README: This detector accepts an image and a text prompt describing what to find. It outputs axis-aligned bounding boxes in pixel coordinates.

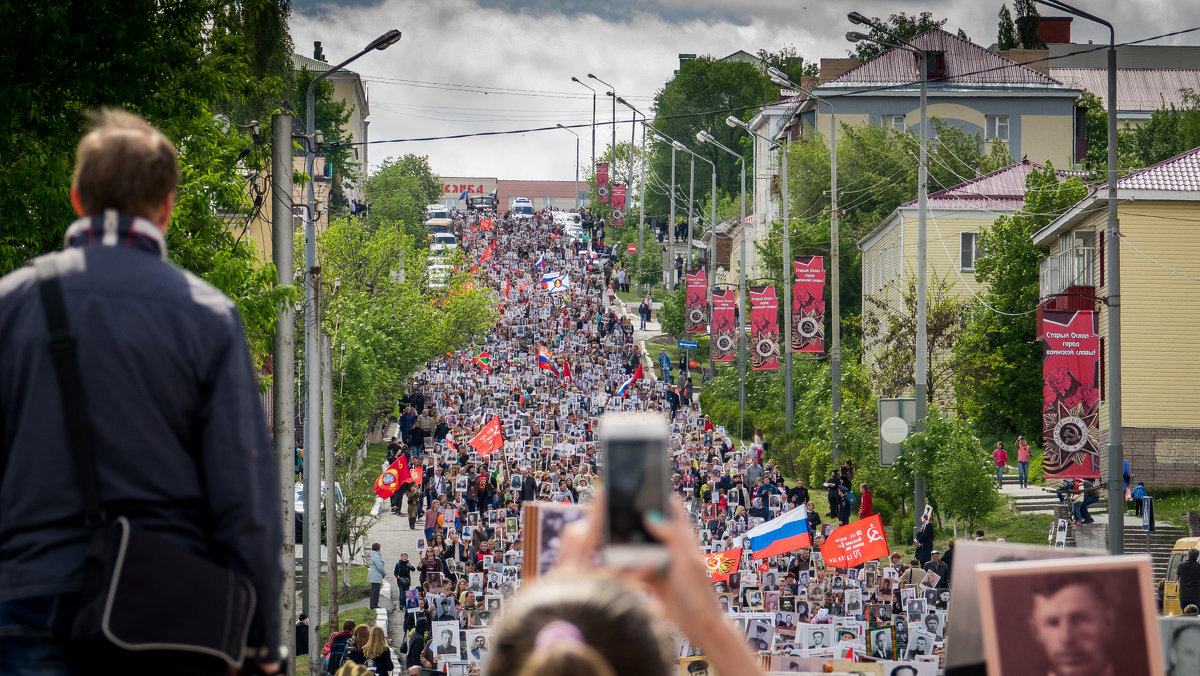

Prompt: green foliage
[1013,0,1047,50]
[755,46,820,83]
[363,155,443,241]
[293,68,356,210]
[953,163,1088,437]
[904,406,1000,532]
[634,251,663,288]
[997,4,1018,51]
[979,139,1015,175]
[584,142,642,223]
[658,284,686,339]
[850,12,949,62]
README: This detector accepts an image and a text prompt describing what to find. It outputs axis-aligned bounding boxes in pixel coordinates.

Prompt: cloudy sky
[291,0,1200,182]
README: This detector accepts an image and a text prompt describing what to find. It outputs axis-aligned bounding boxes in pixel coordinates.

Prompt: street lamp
[847,10,929,540]
[767,66,839,439]
[570,76,597,172]
[697,128,748,444]
[671,138,718,378]
[653,132,678,290]
[1035,0,1123,556]
[617,97,648,270]
[556,124,580,208]
[302,28,400,676]
[588,73,618,182]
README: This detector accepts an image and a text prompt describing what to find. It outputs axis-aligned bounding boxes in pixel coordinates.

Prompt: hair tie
[534,620,585,649]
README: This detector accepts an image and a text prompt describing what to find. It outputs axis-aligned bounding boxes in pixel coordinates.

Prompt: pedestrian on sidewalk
[394,553,413,597]
[858,483,873,519]
[1016,435,1031,488]
[992,442,1008,487]
[368,542,387,610]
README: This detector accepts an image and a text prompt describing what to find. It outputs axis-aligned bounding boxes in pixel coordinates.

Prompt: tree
[979,139,1015,175]
[1014,0,1047,49]
[863,273,968,404]
[928,118,990,191]
[363,155,443,241]
[634,251,663,288]
[850,12,949,62]
[953,163,1087,437]
[997,4,1018,51]
[293,68,356,211]
[756,46,820,84]
[904,406,1000,533]
[658,285,686,339]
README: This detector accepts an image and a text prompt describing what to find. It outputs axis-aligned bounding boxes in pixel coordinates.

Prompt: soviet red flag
[469,417,504,456]
[373,456,411,499]
[705,547,743,582]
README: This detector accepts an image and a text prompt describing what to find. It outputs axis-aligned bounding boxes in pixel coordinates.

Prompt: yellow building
[1032,147,1200,487]
[858,161,1064,401]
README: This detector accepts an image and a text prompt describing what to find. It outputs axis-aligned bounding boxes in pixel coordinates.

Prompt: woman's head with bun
[488,575,672,676]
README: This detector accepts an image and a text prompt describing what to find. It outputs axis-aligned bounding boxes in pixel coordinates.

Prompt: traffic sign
[626,243,637,255]
[677,340,698,350]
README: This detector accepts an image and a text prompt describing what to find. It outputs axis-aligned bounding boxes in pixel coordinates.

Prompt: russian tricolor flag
[535,253,546,269]
[746,505,812,560]
[537,344,559,377]
[616,363,643,398]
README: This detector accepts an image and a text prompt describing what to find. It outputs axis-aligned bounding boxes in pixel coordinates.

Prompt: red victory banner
[373,456,412,499]
[704,547,742,582]
[685,270,708,334]
[611,184,627,226]
[596,162,610,203]
[820,514,890,568]
[749,286,780,371]
[792,256,826,353]
[1041,310,1101,479]
[469,417,505,456]
[711,289,737,362]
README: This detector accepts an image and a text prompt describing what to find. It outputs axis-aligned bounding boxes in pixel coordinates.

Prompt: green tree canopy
[996,4,1018,51]
[363,155,444,241]
[1014,0,1047,49]
[849,12,949,61]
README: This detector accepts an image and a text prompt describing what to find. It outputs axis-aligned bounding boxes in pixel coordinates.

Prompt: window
[985,115,1010,142]
[960,232,981,271]
[863,258,871,296]
[885,115,907,132]
[925,51,947,80]
[1070,230,1095,286]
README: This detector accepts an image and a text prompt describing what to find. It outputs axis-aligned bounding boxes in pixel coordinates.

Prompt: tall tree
[1014,0,1047,49]
[850,12,949,61]
[363,155,444,241]
[756,46,820,84]
[997,4,1019,51]
[953,163,1087,436]
[293,68,355,210]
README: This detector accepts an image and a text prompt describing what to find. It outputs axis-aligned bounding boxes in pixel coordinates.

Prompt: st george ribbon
[1041,309,1101,479]
[711,289,737,363]
[685,270,708,334]
[749,286,780,371]
[793,256,826,353]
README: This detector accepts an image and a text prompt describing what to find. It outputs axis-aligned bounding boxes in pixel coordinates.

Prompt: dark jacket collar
[63,210,167,260]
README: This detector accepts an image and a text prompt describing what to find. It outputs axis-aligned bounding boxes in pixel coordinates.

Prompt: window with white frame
[885,114,907,132]
[960,232,982,271]
[863,258,871,295]
[985,115,1010,142]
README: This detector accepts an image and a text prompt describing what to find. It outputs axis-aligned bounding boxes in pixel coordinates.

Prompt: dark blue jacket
[0,213,282,654]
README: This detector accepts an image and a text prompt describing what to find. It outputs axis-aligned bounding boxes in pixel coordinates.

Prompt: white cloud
[289,0,1200,182]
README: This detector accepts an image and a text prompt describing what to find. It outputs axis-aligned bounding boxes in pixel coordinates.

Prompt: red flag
[469,417,504,456]
[373,456,411,499]
[480,241,496,261]
[504,279,510,299]
[819,514,890,568]
[410,465,424,487]
[757,560,769,574]
[563,358,573,383]
[704,547,742,582]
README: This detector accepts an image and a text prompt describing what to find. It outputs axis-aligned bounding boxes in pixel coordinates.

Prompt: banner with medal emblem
[610,184,626,225]
[749,286,780,371]
[705,547,742,582]
[685,270,707,334]
[596,162,610,204]
[711,289,737,362]
[792,256,826,353]
[1041,309,1101,479]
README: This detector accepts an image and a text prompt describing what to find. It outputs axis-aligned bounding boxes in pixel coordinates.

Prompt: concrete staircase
[1124,524,1187,581]
[1001,474,1109,515]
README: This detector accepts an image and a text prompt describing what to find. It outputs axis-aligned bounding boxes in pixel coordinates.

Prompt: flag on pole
[746,504,812,560]
[458,189,468,201]
[563,358,573,383]
[504,279,510,299]
[471,349,491,374]
[540,273,570,293]
[535,253,546,270]
[537,345,560,377]
[616,363,643,398]
[469,417,504,455]
[820,514,890,568]
[704,547,742,582]
[373,456,411,499]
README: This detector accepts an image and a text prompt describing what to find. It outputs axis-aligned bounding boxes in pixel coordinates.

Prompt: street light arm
[1035,0,1113,41]
[571,76,596,93]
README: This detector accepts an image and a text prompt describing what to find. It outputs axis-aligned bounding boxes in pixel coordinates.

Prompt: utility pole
[782,134,793,431]
[270,111,296,676]
[688,155,695,267]
[830,106,841,458]
[323,334,338,637]
[668,145,676,290]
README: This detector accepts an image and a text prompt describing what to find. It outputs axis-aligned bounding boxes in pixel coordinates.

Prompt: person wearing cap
[836,485,852,526]
[295,613,309,658]
[923,550,948,588]
[748,623,770,651]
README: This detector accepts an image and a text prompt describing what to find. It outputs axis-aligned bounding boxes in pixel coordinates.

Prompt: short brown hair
[73,108,179,220]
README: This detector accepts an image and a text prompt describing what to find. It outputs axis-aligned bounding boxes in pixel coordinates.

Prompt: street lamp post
[671,140,717,376]
[303,28,400,676]
[848,12,928,539]
[588,74,618,181]
[654,133,679,290]
[618,98,648,282]
[698,129,747,443]
[557,124,580,208]
[570,76,597,172]
[1035,0,1123,556]
[767,67,839,439]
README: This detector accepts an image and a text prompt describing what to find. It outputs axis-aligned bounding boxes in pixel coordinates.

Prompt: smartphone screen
[601,415,668,547]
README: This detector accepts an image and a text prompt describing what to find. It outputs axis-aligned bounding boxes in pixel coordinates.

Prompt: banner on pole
[611,184,626,225]
[820,514,890,568]
[749,285,780,371]
[1041,310,1101,479]
[711,289,737,363]
[469,417,505,456]
[685,269,708,334]
[792,256,826,353]
[596,163,610,203]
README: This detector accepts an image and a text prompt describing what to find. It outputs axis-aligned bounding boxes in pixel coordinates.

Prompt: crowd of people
[314,206,962,676]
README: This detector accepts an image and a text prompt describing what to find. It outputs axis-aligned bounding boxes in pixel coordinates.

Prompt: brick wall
[1098,427,1200,488]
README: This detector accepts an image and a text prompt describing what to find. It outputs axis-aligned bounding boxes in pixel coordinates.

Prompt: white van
[510,197,534,219]
[426,204,450,220]
[430,232,458,252]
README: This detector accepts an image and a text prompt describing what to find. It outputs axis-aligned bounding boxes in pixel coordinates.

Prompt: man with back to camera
[1176,548,1200,612]
[1027,573,1141,676]
[0,109,281,673]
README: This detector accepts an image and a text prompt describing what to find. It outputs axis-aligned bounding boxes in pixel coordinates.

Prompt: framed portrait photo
[976,554,1162,676]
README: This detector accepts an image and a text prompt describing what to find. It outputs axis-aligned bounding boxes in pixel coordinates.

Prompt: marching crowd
[314,207,955,676]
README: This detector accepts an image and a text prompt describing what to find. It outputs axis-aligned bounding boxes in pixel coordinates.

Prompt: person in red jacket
[859,483,874,519]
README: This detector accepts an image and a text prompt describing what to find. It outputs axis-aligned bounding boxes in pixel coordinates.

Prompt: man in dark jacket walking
[1178,548,1200,611]
[0,109,281,673]
[520,468,537,503]
[914,520,935,564]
